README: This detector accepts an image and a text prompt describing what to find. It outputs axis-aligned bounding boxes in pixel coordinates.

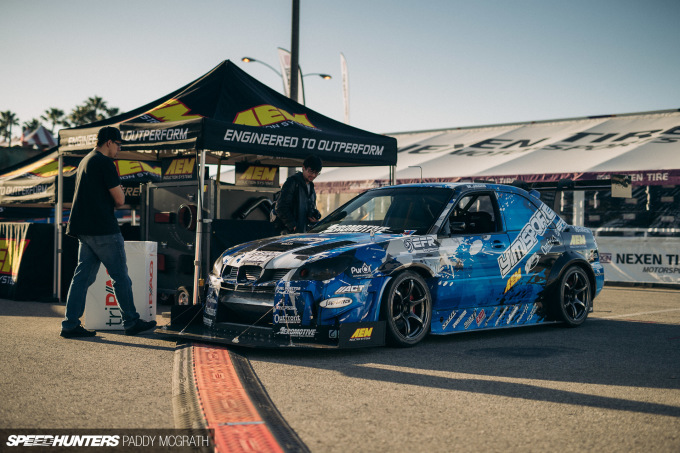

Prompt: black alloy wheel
[554,266,591,326]
[381,271,432,347]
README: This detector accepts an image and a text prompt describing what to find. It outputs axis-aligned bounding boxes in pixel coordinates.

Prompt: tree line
[0,96,119,145]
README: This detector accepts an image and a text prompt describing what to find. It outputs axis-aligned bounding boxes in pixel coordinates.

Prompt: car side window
[445,192,499,235]
[497,192,538,231]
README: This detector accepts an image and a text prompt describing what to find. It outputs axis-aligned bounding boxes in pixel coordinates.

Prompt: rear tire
[551,266,591,326]
[380,271,432,347]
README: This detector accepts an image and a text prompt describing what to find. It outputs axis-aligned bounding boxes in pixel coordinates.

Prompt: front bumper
[156,305,386,349]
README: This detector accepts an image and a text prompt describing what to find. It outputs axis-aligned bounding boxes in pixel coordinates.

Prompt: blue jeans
[62,233,140,330]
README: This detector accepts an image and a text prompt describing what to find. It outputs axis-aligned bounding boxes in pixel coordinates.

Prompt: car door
[495,190,566,304]
[434,191,510,310]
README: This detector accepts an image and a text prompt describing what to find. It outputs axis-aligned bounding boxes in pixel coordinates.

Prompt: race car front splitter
[156,305,386,349]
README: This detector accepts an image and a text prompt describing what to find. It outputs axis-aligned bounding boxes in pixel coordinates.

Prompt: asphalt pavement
[0,300,175,429]
[0,286,679,452]
[245,286,680,452]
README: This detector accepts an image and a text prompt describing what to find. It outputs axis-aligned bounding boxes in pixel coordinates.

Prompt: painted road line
[191,343,309,453]
[595,308,680,320]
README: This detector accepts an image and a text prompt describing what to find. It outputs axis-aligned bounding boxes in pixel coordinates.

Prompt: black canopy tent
[57,60,397,303]
[59,60,396,166]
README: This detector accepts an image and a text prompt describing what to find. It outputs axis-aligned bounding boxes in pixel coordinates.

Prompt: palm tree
[41,107,66,134]
[66,97,120,127]
[1,111,20,146]
[85,96,108,122]
[67,105,92,127]
[106,107,120,118]
[22,118,41,133]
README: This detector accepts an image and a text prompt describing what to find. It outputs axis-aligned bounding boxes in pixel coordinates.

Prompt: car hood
[218,232,400,271]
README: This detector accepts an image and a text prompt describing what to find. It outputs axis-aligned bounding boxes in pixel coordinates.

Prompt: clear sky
[1,0,679,136]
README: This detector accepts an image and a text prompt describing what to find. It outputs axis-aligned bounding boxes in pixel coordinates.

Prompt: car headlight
[293,255,354,281]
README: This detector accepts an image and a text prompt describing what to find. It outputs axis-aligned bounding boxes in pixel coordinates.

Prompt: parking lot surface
[0,286,678,452]
[246,287,680,452]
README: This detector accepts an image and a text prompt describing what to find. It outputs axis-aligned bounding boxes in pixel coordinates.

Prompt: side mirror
[450,221,466,234]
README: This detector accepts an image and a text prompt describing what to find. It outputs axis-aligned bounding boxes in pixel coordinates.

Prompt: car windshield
[310,187,454,235]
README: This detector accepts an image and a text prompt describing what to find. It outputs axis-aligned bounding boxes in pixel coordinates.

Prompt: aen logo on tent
[143,99,203,122]
[0,238,30,276]
[165,158,196,177]
[233,105,316,129]
[238,166,278,183]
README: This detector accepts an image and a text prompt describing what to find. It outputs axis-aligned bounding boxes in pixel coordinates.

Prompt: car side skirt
[431,302,558,335]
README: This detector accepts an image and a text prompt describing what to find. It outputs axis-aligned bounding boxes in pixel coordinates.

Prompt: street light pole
[290,0,300,103]
[240,57,285,92]
[241,57,332,91]
[303,73,332,80]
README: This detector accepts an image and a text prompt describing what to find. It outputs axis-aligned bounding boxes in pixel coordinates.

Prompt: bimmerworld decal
[233,104,315,129]
[498,203,557,278]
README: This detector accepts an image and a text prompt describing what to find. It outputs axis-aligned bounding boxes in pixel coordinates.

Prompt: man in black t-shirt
[61,126,156,338]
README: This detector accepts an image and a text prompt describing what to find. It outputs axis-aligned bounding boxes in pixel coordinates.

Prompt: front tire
[551,266,591,326]
[381,271,432,347]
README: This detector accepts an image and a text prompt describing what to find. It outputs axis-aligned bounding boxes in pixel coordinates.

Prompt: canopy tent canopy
[0,148,160,207]
[314,109,680,193]
[58,60,397,167]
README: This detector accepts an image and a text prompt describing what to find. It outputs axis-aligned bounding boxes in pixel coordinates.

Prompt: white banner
[597,236,680,285]
[340,53,350,124]
[277,47,305,104]
[84,241,157,329]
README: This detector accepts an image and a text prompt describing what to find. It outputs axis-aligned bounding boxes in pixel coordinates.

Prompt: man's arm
[277,177,298,231]
[109,185,125,208]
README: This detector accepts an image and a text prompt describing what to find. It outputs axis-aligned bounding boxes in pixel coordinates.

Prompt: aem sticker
[570,235,587,246]
[349,327,374,341]
[234,104,316,128]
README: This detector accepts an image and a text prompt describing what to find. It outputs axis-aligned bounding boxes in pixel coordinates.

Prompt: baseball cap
[97,126,125,145]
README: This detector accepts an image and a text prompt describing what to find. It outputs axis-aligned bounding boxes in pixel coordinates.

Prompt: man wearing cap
[275,155,323,235]
[60,126,156,338]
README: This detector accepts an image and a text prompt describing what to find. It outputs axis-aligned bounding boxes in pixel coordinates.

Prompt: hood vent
[258,241,310,252]
[296,240,354,256]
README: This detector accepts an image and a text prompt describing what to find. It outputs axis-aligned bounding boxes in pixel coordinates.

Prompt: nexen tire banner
[597,236,680,285]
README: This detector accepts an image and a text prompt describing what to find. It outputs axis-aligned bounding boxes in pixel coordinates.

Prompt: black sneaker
[125,319,157,336]
[60,325,97,338]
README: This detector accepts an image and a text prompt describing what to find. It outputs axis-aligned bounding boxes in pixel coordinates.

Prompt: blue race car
[160,183,604,348]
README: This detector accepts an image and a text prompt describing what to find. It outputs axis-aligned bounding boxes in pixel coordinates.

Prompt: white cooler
[84,241,157,330]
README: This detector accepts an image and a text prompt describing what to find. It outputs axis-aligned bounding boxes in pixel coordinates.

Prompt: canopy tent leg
[192,149,207,305]
[54,154,64,302]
